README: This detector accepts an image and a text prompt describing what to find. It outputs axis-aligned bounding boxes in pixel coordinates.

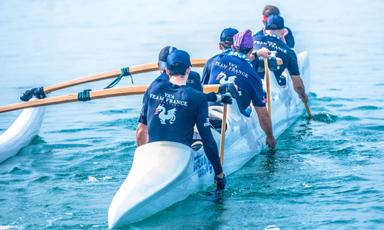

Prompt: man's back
[152,71,202,92]
[254,27,295,49]
[208,54,265,116]
[201,50,232,85]
[254,34,300,84]
[140,80,206,146]
[201,53,222,85]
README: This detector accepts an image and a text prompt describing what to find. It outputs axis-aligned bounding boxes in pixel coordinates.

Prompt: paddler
[136,46,232,147]
[253,5,295,49]
[136,49,227,190]
[207,29,276,149]
[156,46,203,91]
[202,28,271,85]
[153,46,232,102]
[201,28,238,85]
[254,15,308,103]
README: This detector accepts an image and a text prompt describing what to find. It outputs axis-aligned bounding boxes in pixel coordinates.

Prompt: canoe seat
[208,106,227,134]
[190,105,226,151]
[209,105,223,113]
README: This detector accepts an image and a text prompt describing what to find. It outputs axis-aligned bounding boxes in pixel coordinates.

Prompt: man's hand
[218,83,239,98]
[266,136,276,150]
[215,173,227,191]
[255,47,271,58]
[216,94,232,104]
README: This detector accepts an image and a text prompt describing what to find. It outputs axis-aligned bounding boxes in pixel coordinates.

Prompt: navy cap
[220,28,239,43]
[158,46,177,62]
[166,50,192,70]
[265,15,285,30]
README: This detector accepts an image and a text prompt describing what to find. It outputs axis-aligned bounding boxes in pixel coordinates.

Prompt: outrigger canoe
[0,106,45,163]
[108,51,310,228]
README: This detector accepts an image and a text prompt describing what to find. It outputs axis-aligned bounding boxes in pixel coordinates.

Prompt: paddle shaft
[0,85,220,113]
[219,104,228,166]
[43,59,207,94]
[264,58,271,115]
[304,102,312,118]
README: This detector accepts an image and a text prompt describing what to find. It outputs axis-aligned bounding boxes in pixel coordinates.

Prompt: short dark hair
[237,47,253,55]
[262,5,280,16]
[220,41,233,49]
[168,63,187,76]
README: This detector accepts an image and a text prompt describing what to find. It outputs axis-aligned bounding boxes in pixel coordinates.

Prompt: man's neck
[169,75,187,86]
[265,30,281,39]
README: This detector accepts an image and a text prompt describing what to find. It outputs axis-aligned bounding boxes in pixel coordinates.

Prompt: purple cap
[233,29,253,50]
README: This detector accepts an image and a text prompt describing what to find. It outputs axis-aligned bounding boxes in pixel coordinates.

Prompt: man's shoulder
[154,72,169,81]
[208,53,225,64]
[184,86,205,99]
[148,77,169,91]
[215,54,252,69]
[263,35,291,51]
[253,29,264,38]
[189,70,201,80]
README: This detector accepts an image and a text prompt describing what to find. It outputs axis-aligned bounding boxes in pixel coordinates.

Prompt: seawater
[0,0,383,229]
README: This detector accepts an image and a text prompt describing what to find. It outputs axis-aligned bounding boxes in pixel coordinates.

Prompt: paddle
[304,102,312,119]
[263,58,272,115]
[283,69,312,119]
[38,59,207,94]
[0,85,220,113]
[219,104,228,166]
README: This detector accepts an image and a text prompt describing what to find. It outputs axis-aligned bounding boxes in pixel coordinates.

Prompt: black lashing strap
[77,89,92,101]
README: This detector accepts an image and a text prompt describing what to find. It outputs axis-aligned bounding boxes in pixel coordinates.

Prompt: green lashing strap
[104,67,133,89]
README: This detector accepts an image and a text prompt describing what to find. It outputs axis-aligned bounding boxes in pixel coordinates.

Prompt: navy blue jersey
[138,80,222,175]
[187,71,203,92]
[254,34,300,84]
[201,49,232,85]
[151,71,202,92]
[208,53,266,116]
[254,26,295,49]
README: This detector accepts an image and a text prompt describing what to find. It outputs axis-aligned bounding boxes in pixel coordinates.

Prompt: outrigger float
[0,106,45,163]
[108,51,310,228]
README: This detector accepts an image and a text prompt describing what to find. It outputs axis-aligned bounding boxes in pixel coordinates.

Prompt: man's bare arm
[136,123,148,147]
[255,106,276,149]
[291,75,308,103]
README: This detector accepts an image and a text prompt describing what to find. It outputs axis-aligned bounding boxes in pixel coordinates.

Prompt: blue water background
[0,0,383,229]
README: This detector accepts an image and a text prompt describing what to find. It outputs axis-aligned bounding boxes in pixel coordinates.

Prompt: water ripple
[339,115,360,121]
[99,108,134,115]
[351,105,382,111]
[98,118,138,129]
[312,112,338,123]
[49,127,95,134]
[360,124,384,131]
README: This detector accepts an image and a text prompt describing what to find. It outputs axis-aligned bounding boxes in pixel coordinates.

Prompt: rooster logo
[155,105,177,124]
[217,72,236,84]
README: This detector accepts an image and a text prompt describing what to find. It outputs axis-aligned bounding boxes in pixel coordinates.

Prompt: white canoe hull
[108,51,310,228]
[0,107,45,163]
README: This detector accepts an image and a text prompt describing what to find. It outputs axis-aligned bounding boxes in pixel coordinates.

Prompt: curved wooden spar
[43,59,207,94]
[0,85,219,113]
